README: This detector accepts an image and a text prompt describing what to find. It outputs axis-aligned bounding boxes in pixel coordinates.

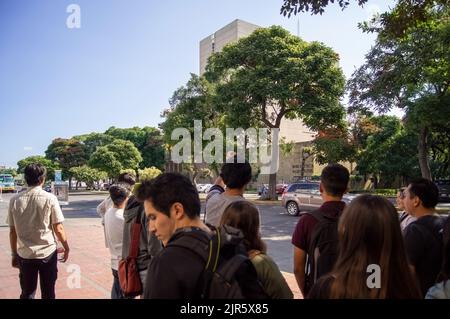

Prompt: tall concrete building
[199,19,261,75]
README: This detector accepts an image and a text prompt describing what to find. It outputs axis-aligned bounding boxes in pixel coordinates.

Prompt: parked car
[281,182,357,216]
[196,183,214,193]
[276,184,288,195]
[435,180,450,202]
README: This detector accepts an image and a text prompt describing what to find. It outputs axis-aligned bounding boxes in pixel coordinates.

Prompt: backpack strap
[128,208,142,258]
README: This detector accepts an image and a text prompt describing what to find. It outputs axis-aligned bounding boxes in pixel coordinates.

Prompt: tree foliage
[0,168,17,176]
[17,156,59,181]
[69,165,107,189]
[105,126,165,170]
[45,138,88,180]
[353,115,421,187]
[89,139,142,178]
[139,167,162,181]
[348,4,450,179]
[74,133,115,159]
[205,25,346,199]
[280,0,450,37]
[313,126,356,165]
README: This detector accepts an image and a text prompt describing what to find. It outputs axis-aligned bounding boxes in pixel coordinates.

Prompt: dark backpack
[304,210,339,295]
[167,225,268,299]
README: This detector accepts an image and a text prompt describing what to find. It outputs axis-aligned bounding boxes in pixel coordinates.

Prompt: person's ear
[319,182,324,194]
[412,196,421,208]
[171,202,185,220]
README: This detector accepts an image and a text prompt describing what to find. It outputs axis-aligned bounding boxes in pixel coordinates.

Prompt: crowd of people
[6,161,450,299]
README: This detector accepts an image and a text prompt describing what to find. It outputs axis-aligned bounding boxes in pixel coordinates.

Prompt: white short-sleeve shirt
[6,186,65,259]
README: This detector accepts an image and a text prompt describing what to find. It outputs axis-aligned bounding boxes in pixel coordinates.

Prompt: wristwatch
[11,252,18,257]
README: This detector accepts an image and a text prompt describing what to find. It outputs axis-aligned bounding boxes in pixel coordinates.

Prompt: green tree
[312,126,356,165]
[205,26,346,199]
[45,138,88,188]
[280,0,448,37]
[74,133,115,159]
[69,165,107,190]
[105,126,165,170]
[0,168,17,176]
[354,115,421,187]
[348,5,450,179]
[89,147,123,178]
[160,73,224,181]
[139,167,162,181]
[17,156,60,181]
[89,139,142,178]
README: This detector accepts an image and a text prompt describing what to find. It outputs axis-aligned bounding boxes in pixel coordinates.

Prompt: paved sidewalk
[0,218,302,299]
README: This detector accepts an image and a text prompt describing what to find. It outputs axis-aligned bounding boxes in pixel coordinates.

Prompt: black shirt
[144,228,209,299]
[404,215,445,296]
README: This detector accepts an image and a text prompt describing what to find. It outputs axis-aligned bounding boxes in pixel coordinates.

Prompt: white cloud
[23,146,33,151]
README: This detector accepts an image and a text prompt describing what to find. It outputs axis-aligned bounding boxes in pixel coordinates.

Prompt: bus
[0,174,16,192]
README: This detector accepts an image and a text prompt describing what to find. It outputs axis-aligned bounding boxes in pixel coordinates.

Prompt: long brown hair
[220,201,267,253]
[329,194,421,299]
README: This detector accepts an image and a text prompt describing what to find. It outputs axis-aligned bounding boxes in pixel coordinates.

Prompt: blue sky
[0,0,395,168]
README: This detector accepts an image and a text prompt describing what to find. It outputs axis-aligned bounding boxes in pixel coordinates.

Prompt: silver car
[281,182,356,216]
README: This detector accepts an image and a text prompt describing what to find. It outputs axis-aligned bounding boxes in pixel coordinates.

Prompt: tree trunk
[268,173,277,200]
[300,158,305,179]
[69,177,72,190]
[418,127,432,180]
[135,169,140,183]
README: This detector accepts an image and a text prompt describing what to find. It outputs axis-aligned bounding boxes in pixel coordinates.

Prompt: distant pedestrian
[220,201,293,299]
[397,187,417,233]
[104,185,130,299]
[97,173,135,219]
[97,173,135,247]
[403,178,445,296]
[205,156,252,226]
[308,195,422,299]
[7,163,69,299]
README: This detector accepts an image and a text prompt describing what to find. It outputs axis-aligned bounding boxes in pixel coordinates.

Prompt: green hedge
[349,189,398,196]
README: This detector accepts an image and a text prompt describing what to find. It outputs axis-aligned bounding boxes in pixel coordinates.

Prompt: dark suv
[435,180,450,202]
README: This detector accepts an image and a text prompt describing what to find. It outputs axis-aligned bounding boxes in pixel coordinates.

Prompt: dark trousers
[18,251,58,299]
[111,269,124,299]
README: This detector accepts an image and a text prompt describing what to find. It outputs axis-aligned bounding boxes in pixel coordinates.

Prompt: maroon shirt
[291,201,346,251]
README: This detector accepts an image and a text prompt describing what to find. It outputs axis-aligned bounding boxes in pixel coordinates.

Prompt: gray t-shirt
[205,190,244,226]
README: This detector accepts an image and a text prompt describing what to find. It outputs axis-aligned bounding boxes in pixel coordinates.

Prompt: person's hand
[57,246,70,263]
[11,255,19,269]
